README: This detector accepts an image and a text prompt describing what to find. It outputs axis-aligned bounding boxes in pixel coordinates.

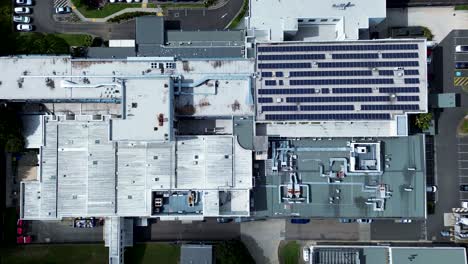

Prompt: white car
[456,45,468,53]
[13,16,31,23]
[16,24,33,31]
[395,219,412,224]
[16,0,33,5]
[302,247,310,262]
[14,7,31,14]
[125,0,132,3]
[426,185,438,193]
[55,6,72,14]
[109,0,115,2]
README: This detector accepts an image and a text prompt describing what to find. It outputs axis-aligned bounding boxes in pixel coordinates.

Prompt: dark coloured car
[216,218,233,223]
[290,218,310,224]
[455,62,468,69]
[460,185,468,191]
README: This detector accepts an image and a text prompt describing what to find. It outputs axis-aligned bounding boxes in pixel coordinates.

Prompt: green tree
[415,112,433,131]
[215,240,255,264]
[0,105,24,153]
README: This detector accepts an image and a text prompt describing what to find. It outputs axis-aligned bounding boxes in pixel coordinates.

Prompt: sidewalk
[72,7,160,22]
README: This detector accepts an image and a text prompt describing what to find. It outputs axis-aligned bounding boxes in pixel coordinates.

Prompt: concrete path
[378,7,468,42]
[240,219,285,264]
[72,7,160,22]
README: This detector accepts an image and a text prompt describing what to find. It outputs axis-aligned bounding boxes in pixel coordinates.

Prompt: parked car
[462,201,468,209]
[460,185,468,192]
[456,45,468,53]
[15,0,33,5]
[440,231,451,237]
[339,218,356,223]
[216,218,233,223]
[13,16,30,23]
[357,218,373,224]
[126,0,132,3]
[303,247,310,262]
[16,24,32,31]
[14,7,31,14]
[426,185,438,193]
[395,219,412,223]
[55,6,71,14]
[455,62,468,69]
[290,218,310,224]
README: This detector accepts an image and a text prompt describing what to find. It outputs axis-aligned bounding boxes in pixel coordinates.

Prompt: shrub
[108,12,154,23]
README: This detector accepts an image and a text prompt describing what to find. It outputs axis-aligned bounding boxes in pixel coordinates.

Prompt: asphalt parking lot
[30,219,103,243]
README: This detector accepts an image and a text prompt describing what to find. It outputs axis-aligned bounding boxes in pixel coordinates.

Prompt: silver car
[13,16,31,23]
[16,0,33,5]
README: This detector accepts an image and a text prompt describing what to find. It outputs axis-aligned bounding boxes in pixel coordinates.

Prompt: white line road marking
[220,13,228,19]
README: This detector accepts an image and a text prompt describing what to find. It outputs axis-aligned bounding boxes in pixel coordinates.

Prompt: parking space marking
[54,0,69,8]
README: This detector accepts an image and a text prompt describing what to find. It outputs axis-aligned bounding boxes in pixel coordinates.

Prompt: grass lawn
[455,5,468,10]
[74,2,141,18]
[0,244,108,264]
[228,0,248,29]
[54,34,93,46]
[461,118,468,134]
[279,241,300,264]
[124,243,180,264]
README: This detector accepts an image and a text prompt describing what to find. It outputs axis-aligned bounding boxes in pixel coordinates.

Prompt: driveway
[32,0,243,39]
[241,219,285,264]
[30,220,104,243]
[426,30,468,241]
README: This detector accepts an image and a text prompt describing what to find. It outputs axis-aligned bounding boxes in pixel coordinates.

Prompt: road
[166,0,243,30]
[426,30,468,241]
[136,219,241,241]
[32,0,243,39]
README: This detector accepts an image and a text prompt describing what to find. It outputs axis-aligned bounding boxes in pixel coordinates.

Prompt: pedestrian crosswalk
[54,0,69,8]
[454,77,468,87]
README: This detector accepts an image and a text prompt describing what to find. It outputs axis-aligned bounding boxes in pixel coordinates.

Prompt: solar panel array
[255,42,425,122]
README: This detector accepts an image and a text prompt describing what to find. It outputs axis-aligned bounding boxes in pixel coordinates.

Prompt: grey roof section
[253,135,426,218]
[180,245,213,264]
[137,45,244,59]
[311,246,467,264]
[136,16,164,45]
[87,47,136,59]
[391,247,467,264]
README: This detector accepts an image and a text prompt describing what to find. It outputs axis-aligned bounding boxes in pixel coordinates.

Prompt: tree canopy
[0,105,25,153]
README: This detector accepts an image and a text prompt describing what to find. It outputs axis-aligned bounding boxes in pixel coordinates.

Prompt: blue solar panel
[258,97,273,103]
[300,105,354,111]
[289,70,372,77]
[378,70,394,76]
[265,80,277,86]
[258,88,316,94]
[379,87,419,93]
[279,80,284,85]
[264,113,392,120]
[317,61,419,68]
[381,53,419,59]
[321,88,330,94]
[258,63,311,69]
[258,54,325,60]
[332,53,379,59]
[276,72,284,77]
[332,88,373,93]
[286,96,391,103]
[361,104,419,110]
[258,44,418,53]
[290,79,394,85]
[397,96,419,101]
[261,72,273,77]
[404,70,419,75]
[404,78,420,84]
[262,105,297,111]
